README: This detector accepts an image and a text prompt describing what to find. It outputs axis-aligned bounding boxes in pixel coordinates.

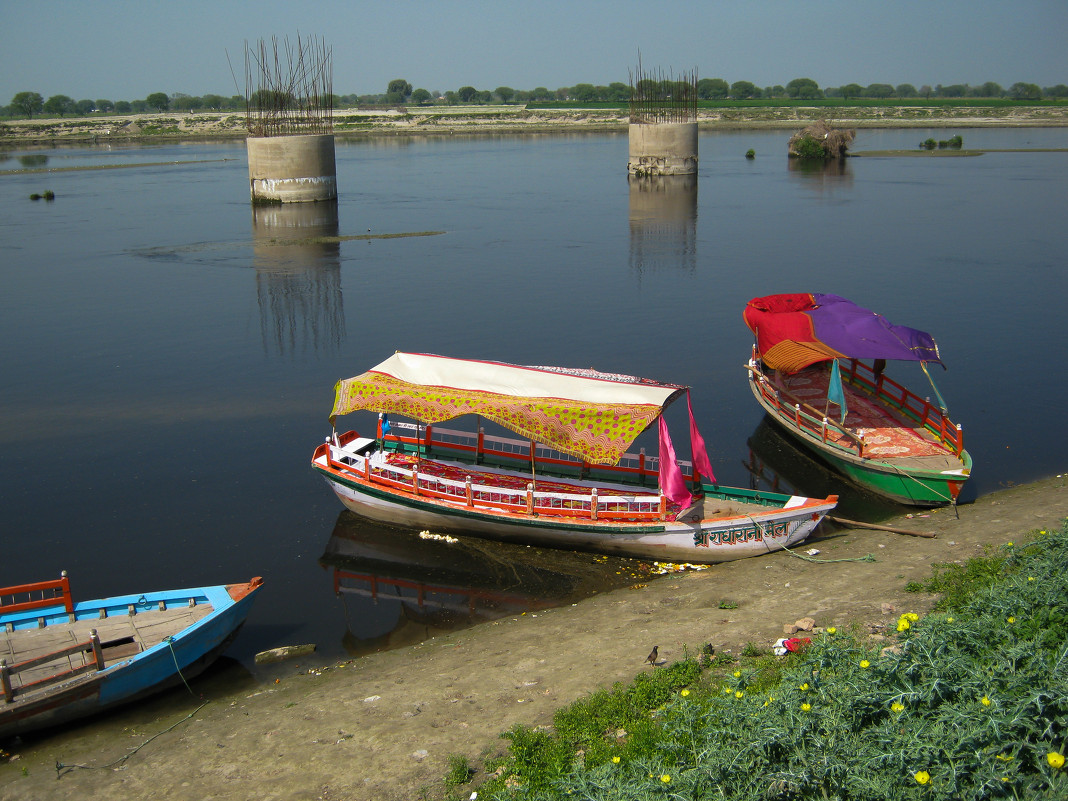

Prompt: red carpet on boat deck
[782,371,950,458]
[383,453,684,516]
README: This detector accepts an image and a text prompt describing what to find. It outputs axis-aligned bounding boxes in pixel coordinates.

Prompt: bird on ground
[645,645,659,665]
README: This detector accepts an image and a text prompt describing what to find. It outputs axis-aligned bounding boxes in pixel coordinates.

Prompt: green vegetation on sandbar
[452,522,1068,800]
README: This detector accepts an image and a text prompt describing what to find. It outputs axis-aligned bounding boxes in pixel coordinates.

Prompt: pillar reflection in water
[251,202,345,356]
[628,174,698,274]
[787,157,855,192]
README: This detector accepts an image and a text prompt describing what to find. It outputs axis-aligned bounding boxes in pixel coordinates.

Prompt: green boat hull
[791,429,970,506]
[747,365,971,506]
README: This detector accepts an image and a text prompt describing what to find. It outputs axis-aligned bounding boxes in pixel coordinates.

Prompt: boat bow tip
[226,576,264,602]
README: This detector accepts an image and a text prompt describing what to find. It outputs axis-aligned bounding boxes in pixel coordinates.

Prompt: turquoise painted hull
[0,579,261,738]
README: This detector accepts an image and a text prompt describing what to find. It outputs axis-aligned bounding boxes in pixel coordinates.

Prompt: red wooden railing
[0,573,74,616]
[747,358,965,459]
[316,433,669,523]
[1,629,105,703]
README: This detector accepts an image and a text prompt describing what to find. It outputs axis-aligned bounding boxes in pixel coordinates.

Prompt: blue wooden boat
[0,573,262,738]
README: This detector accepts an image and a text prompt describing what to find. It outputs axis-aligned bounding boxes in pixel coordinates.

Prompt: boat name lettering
[693,520,791,548]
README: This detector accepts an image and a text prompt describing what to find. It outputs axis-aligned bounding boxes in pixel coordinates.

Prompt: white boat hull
[316,457,835,564]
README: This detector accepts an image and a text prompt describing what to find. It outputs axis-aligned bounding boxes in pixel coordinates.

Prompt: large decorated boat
[744,293,972,506]
[311,352,836,563]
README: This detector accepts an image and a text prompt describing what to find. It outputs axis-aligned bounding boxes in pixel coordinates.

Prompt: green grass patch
[467,522,1068,800]
[139,125,182,135]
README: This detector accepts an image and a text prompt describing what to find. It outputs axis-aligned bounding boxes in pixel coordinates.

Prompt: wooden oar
[827,515,936,538]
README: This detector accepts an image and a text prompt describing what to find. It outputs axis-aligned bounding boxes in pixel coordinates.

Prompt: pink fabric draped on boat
[658,416,693,509]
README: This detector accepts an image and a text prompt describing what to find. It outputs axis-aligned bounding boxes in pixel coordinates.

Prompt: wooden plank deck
[1,604,213,690]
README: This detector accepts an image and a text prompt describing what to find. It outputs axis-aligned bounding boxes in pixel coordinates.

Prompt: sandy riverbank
[3,104,1067,147]
[2,474,1066,800]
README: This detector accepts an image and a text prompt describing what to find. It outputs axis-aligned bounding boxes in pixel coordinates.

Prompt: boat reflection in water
[318,512,654,658]
[745,418,901,522]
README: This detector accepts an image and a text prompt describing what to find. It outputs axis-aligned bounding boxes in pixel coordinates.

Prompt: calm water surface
[2,127,1066,675]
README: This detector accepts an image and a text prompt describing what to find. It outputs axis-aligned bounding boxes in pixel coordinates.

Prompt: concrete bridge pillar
[627,122,698,177]
[247,133,337,203]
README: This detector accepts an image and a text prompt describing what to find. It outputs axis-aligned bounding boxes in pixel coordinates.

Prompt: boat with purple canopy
[311,352,837,564]
[744,293,972,506]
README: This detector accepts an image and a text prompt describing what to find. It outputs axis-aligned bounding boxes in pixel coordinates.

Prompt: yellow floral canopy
[330,352,686,465]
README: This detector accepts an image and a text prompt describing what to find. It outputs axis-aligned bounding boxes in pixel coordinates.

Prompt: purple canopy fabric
[744,293,943,374]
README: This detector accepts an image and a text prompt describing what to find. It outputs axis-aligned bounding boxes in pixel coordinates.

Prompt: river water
[1,127,1066,672]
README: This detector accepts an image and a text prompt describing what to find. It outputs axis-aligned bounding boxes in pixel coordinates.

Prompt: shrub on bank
[460,522,1068,800]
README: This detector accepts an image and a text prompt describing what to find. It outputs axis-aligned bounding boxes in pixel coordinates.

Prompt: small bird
[645,645,659,666]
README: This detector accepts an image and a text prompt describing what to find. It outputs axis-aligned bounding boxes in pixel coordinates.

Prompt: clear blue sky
[3,0,1065,103]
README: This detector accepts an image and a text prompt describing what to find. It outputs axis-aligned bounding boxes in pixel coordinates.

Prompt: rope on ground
[55,702,210,777]
[55,636,205,777]
[779,540,877,564]
[745,514,877,564]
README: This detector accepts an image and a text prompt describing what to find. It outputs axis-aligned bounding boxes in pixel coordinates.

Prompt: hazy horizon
[3,0,1065,105]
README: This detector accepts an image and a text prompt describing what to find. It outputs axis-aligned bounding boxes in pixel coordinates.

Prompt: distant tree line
[4,90,248,118]
[5,78,1067,119]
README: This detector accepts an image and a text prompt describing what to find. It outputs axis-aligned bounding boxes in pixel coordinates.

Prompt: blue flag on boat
[380,414,391,435]
[827,359,847,425]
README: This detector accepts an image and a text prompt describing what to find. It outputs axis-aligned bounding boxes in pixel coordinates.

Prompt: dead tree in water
[788,120,856,160]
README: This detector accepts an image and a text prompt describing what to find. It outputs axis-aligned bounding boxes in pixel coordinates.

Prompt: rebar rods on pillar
[244,35,333,137]
[629,58,697,125]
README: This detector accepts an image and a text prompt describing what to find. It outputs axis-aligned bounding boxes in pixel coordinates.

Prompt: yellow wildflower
[680,689,690,697]
[801,703,811,712]
[1028,576,1035,581]
[914,770,930,785]
[660,774,671,783]
[1048,752,1065,769]
[860,660,870,669]
[800,682,809,691]
[827,626,837,634]
[735,691,744,699]
[981,696,991,707]
[897,618,911,632]
[947,617,955,623]
[733,671,741,678]
[891,702,905,713]
[1007,616,1015,623]
[612,756,621,764]
[905,612,919,621]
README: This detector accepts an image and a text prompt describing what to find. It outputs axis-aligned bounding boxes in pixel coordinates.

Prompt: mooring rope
[885,461,960,519]
[55,636,205,776]
[55,702,209,776]
[745,514,877,564]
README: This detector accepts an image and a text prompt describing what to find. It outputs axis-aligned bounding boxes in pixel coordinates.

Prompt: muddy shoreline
[3,104,1067,148]
[2,475,1066,800]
